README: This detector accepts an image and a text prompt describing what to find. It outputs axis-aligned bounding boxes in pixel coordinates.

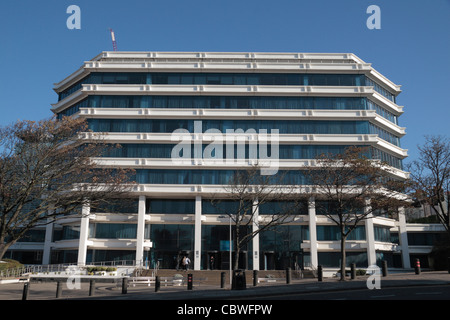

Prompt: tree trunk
[233,223,240,271]
[340,235,347,281]
[0,243,11,261]
[234,247,240,271]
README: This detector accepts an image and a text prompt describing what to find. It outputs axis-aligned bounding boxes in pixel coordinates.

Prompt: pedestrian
[181,256,186,271]
[210,255,215,270]
[185,256,190,271]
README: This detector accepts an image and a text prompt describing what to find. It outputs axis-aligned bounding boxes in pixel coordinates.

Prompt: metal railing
[304,262,318,277]
[0,265,35,279]
[0,260,141,279]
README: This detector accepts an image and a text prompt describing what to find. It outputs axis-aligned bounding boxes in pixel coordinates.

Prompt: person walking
[181,256,186,271]
[210,255,215,270]
[185,256,190,271]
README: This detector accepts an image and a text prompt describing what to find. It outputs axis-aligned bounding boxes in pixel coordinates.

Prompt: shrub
[85,266,117,273]
[356,269,366,276]
[0,259,23,271]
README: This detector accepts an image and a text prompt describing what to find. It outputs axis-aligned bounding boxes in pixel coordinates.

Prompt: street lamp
[219,215,232,287]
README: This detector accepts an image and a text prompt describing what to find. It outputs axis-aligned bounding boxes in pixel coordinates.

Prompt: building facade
[7,51,433,270]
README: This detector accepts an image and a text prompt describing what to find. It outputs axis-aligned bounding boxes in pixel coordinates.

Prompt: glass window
[151,224,194,251]
[407,232,444,246]
[15,229,46,242]
[147,199,195,214]
[317,225,366,241]
[318,251,368,267]
[259,200,308,215]
[259,225,309,252]
[92,223,137,239]
[202,200,245,215]
[374,226,391,242]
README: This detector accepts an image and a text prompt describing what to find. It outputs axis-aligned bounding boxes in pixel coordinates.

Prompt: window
[147,199,195,214]
[202,200,244,215]
[374,226,392,242]
[259,200,308,215]
[91,223,137,239]
[317,225,366,241]
[91,199,138,214]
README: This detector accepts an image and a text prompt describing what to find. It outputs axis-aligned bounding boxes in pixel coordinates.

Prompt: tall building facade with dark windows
[7,52,430,270]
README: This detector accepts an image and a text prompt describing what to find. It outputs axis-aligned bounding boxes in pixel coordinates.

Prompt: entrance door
[207,251,219,270]
[263,251,275,270]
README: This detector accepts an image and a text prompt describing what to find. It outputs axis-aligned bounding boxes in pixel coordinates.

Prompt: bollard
[122,277,128,294]
[286,267,291,284]
[253,270,258,287]
[382,260,388,277]
[415,259,421,275]
[56,281,62,298]
[187,274,193,290]
[350,263,356,280]
[155,276,160,292]
[89,280,95,296]
[22,282,30,301]
[317,265,323,282]
[220,272,226,288]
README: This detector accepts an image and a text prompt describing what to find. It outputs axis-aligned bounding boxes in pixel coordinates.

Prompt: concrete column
[398,207,411,268]
[135,196,146,267]
[194,195,202,270]
[42,217,54,265]
[77,202,90,266]
[252,198,260,270]
[308,197,318,269]
[364,200,377,266]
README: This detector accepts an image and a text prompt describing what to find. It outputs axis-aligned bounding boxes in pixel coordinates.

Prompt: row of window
[134,169,307,185]
[87,119,401,146]
[59,72,391,101]
[101,144,403,169]
[57,95,399,125]
[21,223,444,246]
[88,118,366,134]
[369,123,400,146]
[365,77,396,102]
[46,249,387,268]
[49,222,395,243]
[131,168,404,185]
[89,199,387,216]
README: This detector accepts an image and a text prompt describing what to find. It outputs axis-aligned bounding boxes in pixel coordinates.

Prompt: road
[251,283,450,300]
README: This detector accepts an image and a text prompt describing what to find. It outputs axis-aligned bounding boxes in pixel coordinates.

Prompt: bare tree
[407,135,450,233]
[305,146,409,281]
[0,116,134,260]
[209,166,302,273]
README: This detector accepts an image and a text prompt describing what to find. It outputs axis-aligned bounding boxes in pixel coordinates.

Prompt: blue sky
[0,0,449,163]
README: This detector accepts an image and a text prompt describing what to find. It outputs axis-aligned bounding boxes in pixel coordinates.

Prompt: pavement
[1,270,450,301]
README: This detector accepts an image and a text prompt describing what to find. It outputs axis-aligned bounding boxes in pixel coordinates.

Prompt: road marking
[416,292,442,295]
[370,294,396,299]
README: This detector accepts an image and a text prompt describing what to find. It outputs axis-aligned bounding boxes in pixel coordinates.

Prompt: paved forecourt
[1,271,450,300]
